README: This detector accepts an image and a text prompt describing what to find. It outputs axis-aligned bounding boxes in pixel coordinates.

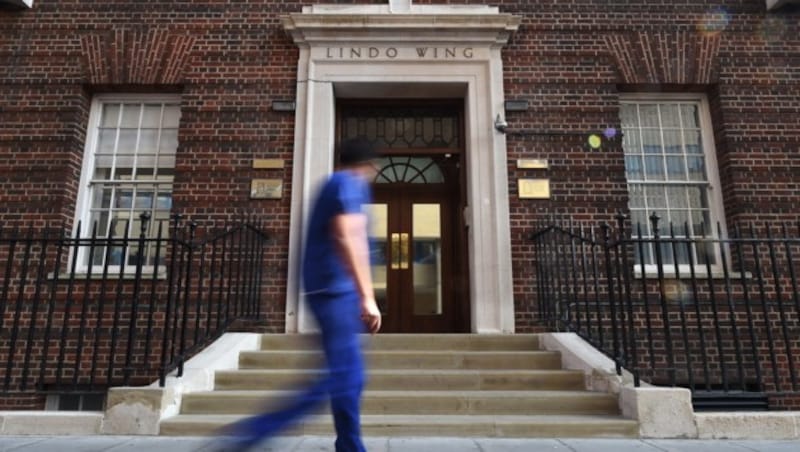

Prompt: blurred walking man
[217,138,382,451]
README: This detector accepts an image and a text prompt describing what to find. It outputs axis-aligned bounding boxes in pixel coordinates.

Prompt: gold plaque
[253,159,285,169]
[250,179,283,199]
[517,159,549,169]
[518,179,550,199]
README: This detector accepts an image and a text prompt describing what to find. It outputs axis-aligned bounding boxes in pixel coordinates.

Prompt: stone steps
[238,350,563,370]
[180,390,620,416]
[260,334,541,351]
[159,333,638,438]
[159,414,639,438]
[214,368,587,391]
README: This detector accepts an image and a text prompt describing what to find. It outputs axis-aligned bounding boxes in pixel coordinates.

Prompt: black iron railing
[531,214,800,409]
[0,213,269,395]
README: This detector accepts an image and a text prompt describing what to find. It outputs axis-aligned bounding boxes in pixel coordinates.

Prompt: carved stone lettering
[323,46,475,60]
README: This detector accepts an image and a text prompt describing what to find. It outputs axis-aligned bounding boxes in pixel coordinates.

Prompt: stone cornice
[282,9,521,46]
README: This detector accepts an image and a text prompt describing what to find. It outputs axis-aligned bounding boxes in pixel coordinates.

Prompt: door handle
[391,233,400,270]
[400,233,409,270]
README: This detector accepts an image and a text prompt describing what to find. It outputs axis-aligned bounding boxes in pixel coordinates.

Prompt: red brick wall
[1,0,799,408]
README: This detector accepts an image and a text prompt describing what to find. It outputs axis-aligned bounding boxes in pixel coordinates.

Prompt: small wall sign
[518,178,550,199]
[253,159,285,169]
[250,179,283,199]
[517,159,549,170]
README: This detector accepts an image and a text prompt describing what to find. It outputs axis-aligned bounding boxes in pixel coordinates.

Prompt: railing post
[616,212,640,386]
[38,223,66,391]
[123,212,150,386]
[601,222,622,375]
[177,221,197,378]
[159,213,182,386]
[650,213,676,387]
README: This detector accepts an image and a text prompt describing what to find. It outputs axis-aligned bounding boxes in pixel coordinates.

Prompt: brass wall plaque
[518,178,550,199]
[253,159,285,169]
[250,179,283,199]
[517,159,549,169]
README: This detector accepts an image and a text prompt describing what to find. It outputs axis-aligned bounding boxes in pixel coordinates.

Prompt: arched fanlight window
[373,156,445,184]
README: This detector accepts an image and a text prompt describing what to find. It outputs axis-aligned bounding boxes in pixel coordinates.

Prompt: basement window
[767,0,800,10]
[46,393,105,412]
[0,0,33,9]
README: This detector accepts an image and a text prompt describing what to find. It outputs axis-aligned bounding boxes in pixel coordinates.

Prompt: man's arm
[331,212,381,334]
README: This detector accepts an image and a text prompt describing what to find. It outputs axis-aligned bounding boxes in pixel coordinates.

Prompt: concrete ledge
[0,412,102,435]
[696,412,800,440]
[102,332,261,435]
[621,386,698,438]
[539,333,638,394]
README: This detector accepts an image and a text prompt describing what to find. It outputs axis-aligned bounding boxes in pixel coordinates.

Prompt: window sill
[47,271,168,281]
[633,270,752,280]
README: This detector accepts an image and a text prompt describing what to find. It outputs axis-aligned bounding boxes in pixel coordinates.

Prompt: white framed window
[620,94,726,273]
[74,94,181,273]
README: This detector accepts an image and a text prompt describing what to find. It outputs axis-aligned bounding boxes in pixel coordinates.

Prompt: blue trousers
[228,291,367,452]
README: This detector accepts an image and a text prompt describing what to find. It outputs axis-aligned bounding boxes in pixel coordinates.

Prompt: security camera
[494,114,508,133]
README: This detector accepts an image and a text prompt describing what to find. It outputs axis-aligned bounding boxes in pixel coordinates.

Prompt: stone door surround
[282,4,520,333]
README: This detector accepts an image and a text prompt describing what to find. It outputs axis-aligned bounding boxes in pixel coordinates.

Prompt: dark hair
[338,138,379,166]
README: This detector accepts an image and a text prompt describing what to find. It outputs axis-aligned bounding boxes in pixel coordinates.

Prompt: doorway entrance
[338,101,469,333]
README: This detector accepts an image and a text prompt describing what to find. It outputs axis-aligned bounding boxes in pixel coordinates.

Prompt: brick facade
[1,1,799,409]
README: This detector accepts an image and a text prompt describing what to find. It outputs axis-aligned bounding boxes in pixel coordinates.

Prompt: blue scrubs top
[302,170,372,296]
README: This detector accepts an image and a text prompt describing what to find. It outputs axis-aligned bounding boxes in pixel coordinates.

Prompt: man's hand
[361,297,382,335]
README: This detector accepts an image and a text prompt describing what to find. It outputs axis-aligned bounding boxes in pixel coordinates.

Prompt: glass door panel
[365,203,389,315]
[412,203,442,316]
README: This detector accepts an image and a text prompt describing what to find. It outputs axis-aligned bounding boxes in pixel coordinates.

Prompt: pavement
[0,437,799,452]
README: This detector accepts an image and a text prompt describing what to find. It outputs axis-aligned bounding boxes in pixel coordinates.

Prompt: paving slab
[474,438,569,451]
[644,440,759,452]
[389,437,481,452]
[560,439,663,452]
[1,436,799,452]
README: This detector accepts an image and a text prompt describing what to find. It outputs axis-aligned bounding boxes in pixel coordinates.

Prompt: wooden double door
[365,154,467,333]
[338,101,469,333]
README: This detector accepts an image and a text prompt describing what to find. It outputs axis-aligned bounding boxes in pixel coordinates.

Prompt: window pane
[644,156,665,180]
[666,186,688,209]
[680,104,699,128]
[94,157,113,179]
[686,186,708,209]
[645,185,668,208]
[156,157,176,177]
[115,189,133,209]
[91,187,113,210]
[641,129,662,154]
[663,130,682,154]
[135,189,154,209]
[671,210,690,233]
[159,129,178,154]
[625,155,644,180]
[117,130,138,154]
[120,104,141,128]
[163,105,181,128]
[660,104,681,127]
[138,129,159,153]
[631,210,649,234]
[628,184,645,208]
[620,104,639,129]
[156,192,172,210]
[113,166,133,181]
[639,105,659,127]
[88,210,110,237]
[622,125,642,154]
[684,130,702,154]
[687,156,706,181]
[97,129,117,154]
[141,104,163,128]
[666,156,686,180]
[101,104,121,127]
